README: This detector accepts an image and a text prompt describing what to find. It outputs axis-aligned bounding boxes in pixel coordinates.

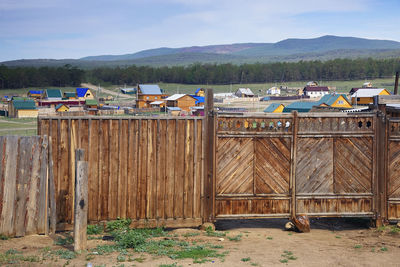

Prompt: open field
[0,219,399,266]
[0,118,37,136]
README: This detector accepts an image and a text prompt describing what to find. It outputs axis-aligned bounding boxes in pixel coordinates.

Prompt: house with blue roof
[136,84,168,108]
[76,88,94,100]
[27,90,43,99]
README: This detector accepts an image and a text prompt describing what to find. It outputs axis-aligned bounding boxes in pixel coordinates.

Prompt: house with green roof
[264,103,285,113]
[283,101,317,113]
[85,99,98,108]
[8,99,38,118]
[64,92,77,99]
[42,89,63,100]
[316,94,352,109]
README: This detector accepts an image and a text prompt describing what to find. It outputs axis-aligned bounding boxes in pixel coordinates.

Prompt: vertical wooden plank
[128,119,139,220]
[151,119,157,219]
[138,119,148,219]
[290,111,298,218]
[64,119,73,223]
[47,136,56,234]
[194,119,203,218]
[116,119,122,218]
[203,89,215,222]
[87,119,94,221]
[100,119,109,220]
[174,119,185,218]
[74,149,88,252]
[109,119,119,220]
[120,119,128,218]
[0,137,18,236]
[27,137,42,235]
[14,137,30,236]
[184,120,194,218]
[165,119,176,219]
[156,119,166,220]
[145,119,155,219]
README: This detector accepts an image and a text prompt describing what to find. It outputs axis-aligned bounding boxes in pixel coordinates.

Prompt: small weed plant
[241,257,251,262]
[205,226,226,237]
[228,234,242,242]
[280,250,297,263]
[87,224,104,235]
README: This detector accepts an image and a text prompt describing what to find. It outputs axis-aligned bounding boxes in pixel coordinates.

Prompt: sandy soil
[0,218,399,267]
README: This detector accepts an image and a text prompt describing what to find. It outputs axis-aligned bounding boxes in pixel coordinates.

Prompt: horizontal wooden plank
[378,95,400,104]
[296,197,373,214]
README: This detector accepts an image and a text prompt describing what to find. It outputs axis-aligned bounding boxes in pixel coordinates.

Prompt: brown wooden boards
[388,119,400,220]
[0,136,53,237]
[38,117,205,227]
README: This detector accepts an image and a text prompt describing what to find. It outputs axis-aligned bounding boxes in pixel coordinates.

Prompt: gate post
[290,111,299,219]
[374,96,388,226]
[203,89,215,223]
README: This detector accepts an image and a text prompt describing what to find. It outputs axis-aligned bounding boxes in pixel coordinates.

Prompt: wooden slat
[88,119,99,221]
[138,119,147,219]
[165,119,176,219]
[120,119,128,218]
[156,119,167,219]
[388,141,400,198]
[174,120,185,218]
[0,137,18,236]
[100,119,109,220]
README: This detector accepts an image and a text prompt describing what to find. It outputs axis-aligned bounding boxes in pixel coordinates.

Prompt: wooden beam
[203,88,215,223]
[290,111,299,219]
[73,149,88,252]
[378,95,400,105]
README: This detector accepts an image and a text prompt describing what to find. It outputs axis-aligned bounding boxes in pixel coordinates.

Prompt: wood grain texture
[296,138,334,194]
[388,141,400,198]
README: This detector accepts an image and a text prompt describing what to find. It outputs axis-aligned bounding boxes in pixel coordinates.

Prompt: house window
[146,96,149,100]
[337,100,344,105]
[155,96,157,99]
[357,98,360,101]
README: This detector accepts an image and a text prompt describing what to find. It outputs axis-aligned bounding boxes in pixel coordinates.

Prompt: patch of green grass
[389,226,400,234]
[159,263,180,267]
[241,257,251,262]
[106,218,132,232]
[354,244,362,249]
[117,254,126,262]
[0,249,40,264]
[134,255,146,263]
[0,234,9,240]
[55,235,74,246]
[182,232,200,237]
[52,249,76,260]
[87,224,104,235]
[251,263,259,266]
[209,244,223,249]
[380,247,388,252]
[335,236,341,239]
[91,244,126,255]
[280,250,297,262]
[266,236,273,240]
[205,226,226,237]
[228,234,242,242]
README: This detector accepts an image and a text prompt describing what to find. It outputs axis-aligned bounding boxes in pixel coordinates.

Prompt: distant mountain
[3,35,400,67]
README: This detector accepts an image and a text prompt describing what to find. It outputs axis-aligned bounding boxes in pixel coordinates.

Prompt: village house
[349,82,379,95]
[42,89,63,100]
[55,103,70,112]
[351,88,390,105]
[8,99,38,118]
[63,92,77,99]
[27,90,43,99]
[235,88,255,97]
[267,87,281,95]
[85,99,98,109]
[195,88,205,97]
[165,94,197,112]
[317,94,352,109]
[76,88,94,100]
[136,84,168,108]
[264,103,285,113]
[303,85,329,98]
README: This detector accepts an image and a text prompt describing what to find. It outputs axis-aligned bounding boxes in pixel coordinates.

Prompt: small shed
[167,107,181,116]
[85,99,98,109]
[267,87,281,95]
[76,88,95,100]
[43,89,63,100]
[55,103,70,112]
[235,88,255,97]
[8,99,38,118]
[165,94,197,112]
[264,103,285,113]
[351,88,390,105]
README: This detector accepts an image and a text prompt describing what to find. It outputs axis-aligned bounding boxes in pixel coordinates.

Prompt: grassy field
[0,118,37,136]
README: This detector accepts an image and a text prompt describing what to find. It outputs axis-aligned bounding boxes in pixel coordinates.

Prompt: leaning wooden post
[203,88,215,223]
[74,149,88,252]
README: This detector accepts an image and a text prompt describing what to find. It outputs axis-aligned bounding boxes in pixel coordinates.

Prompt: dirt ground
[1,218,399,267]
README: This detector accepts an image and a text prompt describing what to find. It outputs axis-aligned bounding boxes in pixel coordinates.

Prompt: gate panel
[296,138,333,194]
[388,119,400,220]
[216,137,254,195]
[255,137,290,194]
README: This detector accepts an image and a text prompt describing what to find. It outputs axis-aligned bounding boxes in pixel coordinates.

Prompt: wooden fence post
[290,111,299,219]
[74,149,88,251]
[47,136,56,235]
[203,89,215,223]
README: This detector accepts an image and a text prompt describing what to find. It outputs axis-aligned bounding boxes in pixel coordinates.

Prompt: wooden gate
[387,118,400,221]
[215,113,376,219]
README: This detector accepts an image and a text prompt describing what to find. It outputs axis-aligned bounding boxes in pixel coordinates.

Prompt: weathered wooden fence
[0,136,56,236]
[38,117,204,227]
[387,118,400,221]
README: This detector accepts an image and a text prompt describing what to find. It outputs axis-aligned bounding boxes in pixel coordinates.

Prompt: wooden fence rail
[38,117,205,228]
[0,135,55,237]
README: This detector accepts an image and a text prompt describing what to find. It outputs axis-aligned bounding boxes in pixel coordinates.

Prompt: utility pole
[394,71,399,95]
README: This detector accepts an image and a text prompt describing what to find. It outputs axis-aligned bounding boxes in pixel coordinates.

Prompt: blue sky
[1,0,400,61]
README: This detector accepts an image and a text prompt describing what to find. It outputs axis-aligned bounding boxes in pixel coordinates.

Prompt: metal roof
[76,88,89,97]
[28,90,43,95]
[64,92,76,98]
[317,94,350,106]
[85,99,98,105]
[165,94,186,101]
[138,84,162,95]
[12,100,37,110]
[283,101,316,113]
[304,86,329,92]
[167,107,181,111]
[236,88,254,95]
[351,88,388,98]
[190,95,205,104]
[45,89,63,98]
[150,101,164,105]
[55,103,69,110]
[264,103,283,113]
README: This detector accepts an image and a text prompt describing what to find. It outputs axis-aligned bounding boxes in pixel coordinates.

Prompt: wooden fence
[38,117,204,227]
[0,136,55,236]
